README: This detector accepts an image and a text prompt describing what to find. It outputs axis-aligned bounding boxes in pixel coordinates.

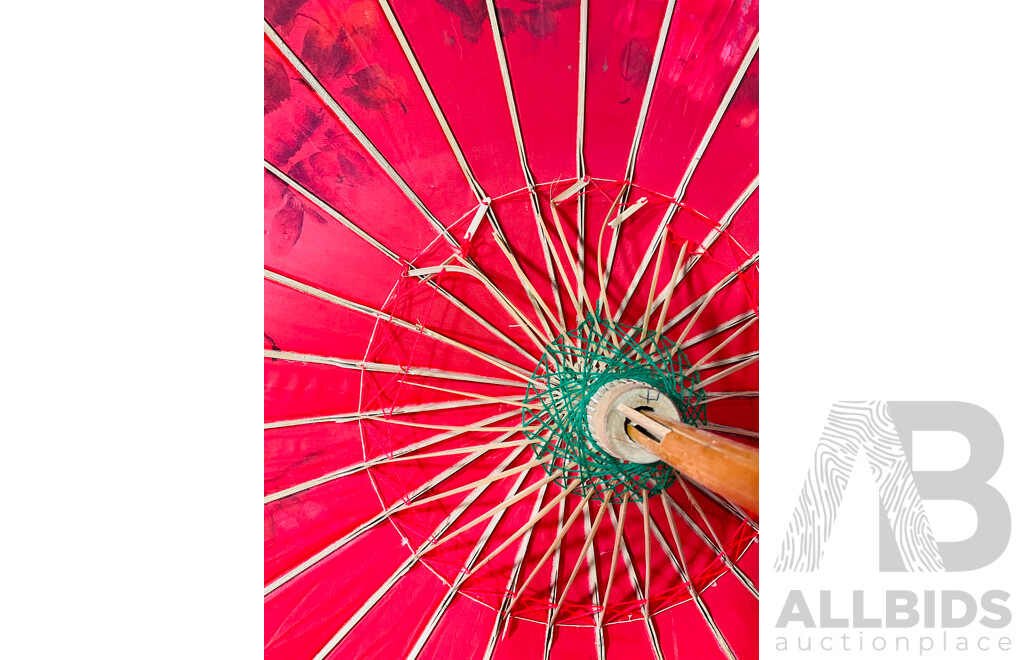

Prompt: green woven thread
[522,314,707,503]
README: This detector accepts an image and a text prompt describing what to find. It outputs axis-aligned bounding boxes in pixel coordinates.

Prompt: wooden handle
[620,406,759,520]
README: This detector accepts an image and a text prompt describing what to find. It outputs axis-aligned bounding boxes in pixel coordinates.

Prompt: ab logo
[775,401,1010,572]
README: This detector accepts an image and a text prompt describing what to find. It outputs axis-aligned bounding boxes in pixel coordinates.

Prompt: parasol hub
[585,379,681,464]
[522,314,707,503]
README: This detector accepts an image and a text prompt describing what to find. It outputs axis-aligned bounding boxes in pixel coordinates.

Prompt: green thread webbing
[522,313,707,503]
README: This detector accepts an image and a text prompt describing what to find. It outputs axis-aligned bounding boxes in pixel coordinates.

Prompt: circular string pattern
[522,313,708,503]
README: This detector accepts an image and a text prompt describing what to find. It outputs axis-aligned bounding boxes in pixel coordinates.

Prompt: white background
[761,1,1024,657]
[0,1,1021,658]
[0,2,262,657]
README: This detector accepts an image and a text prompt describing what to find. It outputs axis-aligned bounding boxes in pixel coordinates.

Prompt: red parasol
[265,1,758,658]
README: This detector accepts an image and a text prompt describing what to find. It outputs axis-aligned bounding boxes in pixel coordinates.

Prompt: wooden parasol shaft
[618,405,759,520]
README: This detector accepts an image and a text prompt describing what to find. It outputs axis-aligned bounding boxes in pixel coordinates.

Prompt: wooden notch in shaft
[617,404,758,519]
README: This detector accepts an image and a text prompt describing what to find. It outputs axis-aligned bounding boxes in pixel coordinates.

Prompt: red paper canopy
[265,1,758,658]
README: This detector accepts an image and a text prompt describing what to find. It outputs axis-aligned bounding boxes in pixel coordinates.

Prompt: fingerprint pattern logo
[774,401,944,572]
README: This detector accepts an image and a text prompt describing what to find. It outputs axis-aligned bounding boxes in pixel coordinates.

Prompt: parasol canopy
[265,1,759,658]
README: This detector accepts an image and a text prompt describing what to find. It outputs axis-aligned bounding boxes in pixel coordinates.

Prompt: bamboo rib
[264,269,536,383]
[601,0,679,301]
[641,230,669,336]
[702,422,759,439]
[268,442,528,596]
[483,480,553,660]
[407,463,536,660]
[264,395,522,430]
[264,21,456,247]
[660,493,739,660]
[376,0,560,342]
[613,36,760,323]
[700,350,758,372]
[581,499,606,660]
[705,390,760,403]
[574,0,590,323]
[649,177,759,318]
[412,261,550,354]
[662,252,759,341]
[385,439,538,463]
[694,354,759,390]
[369,418,541,433]
[431,469,565,548]
[595,187,626,348]
[684,317,758,377]
[677,477,728,550]
[263,349,523,388]
[549,199,597,318]
[308,443,535,659]
[482,0,567,331]
[264,410,523,503]
[264,163,544,366]
[468,478,583,578]
[596,499,629,628]
[667,285,718,359]
[548,489,614,618]
[606,503,665,660]
[491,235,564,336]
[653,241,688,342]
[510,488,604,613]
[607,198,648,228]
[676,312,754,353]
[543,493,563,660]
[552,178,589,203]
[410,456,551,508]
[679,473,758,531]
[643,491,652,612]
[664,493,758,598]
[404,381,540,410]
[537,201,585,324]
